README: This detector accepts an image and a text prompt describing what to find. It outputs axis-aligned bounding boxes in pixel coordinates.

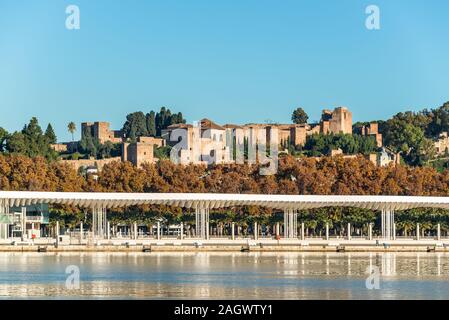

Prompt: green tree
[291,107,309,124]
[122,111,149,140]
[154,145,172,160]
[146,111,156,136]
[303,133,377,156]
[67,122,76,141]
[45,123,57,144]
[426,102,449,137]
[4,118,57,160]
[0,127,8,152]
[5,132,27,154]
[381,117,435,165]
[155,107,185,136]
[79,124,98,157]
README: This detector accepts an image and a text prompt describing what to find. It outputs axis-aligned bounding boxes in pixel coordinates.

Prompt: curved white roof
[1,191,449,211]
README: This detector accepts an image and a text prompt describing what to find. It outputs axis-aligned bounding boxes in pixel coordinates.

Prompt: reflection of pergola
[2,191,449,240]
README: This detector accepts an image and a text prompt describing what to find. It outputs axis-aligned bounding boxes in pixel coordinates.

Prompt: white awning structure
[1,191,449,211]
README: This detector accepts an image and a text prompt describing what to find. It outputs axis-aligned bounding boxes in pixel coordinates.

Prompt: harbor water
[0,252,448,299]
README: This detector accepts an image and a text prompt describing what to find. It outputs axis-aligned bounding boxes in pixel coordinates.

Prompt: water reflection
[0,252,449,299]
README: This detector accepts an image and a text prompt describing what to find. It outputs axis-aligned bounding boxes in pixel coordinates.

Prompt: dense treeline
[1,153,449,236]
[122,107,186,140]
[355,101,449,166]
[1,118,58,160]
[303,133,378,156]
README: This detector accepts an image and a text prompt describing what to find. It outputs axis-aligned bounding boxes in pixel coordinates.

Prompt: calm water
[0,252,448,299]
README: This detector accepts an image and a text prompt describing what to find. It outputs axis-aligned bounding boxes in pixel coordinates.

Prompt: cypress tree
[45,123,57,144]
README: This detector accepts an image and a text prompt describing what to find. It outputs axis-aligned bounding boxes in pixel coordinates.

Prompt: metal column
[0,199,11,239]
[180,222,184,240]
[283,209,298,239]
[347,223,351,240]
[157,221,161,240]
[195,205,210,240]
[92,207,107,239]
[381,209,395,240]
[301,222,305,240]
[437,223,441,240]
[368,223,373,240]
[416,223,420,240]
[21,207,26,241]
[254,222,258,240]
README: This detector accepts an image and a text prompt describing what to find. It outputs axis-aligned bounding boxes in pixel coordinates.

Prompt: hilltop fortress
[56,106,395,172]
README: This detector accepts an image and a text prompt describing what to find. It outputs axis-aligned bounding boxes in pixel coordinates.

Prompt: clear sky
[1,0,449,142]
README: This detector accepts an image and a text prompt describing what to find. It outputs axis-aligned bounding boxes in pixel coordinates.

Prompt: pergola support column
[195,205,210,240]
[55,220,60,246]
[347,223,351,240]
[92,207,107,239]
[301,222,305,240]
[21,207,26,241]
[231,222,235,240]
[254,222,258,240]
[437,223,441,240]
[0,200,10,240]
[368,223,373,240]
[393,223,396,240]
[325,223,329,240]
[180,222,184,240]
[416,223,420,240]
[381,209,395,240]
[283,209,298,239]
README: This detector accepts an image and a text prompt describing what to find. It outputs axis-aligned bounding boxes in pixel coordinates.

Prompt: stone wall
[59,157,121,172]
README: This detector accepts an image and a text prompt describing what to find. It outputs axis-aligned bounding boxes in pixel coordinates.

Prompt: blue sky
[1,0,449,142]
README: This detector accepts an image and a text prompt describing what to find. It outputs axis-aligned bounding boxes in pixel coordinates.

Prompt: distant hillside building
[70,107,357,168]
[122,137,158,168]
[137,136,165,148]
[81,122,123,144]
[435,132,449,155]
[320,107,352,135]
[359,122,383,147]
[162,118,232,165]
[50,143,68,153]
[377,147,401,167]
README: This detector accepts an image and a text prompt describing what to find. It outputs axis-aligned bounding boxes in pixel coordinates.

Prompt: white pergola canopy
[1,191,449,211]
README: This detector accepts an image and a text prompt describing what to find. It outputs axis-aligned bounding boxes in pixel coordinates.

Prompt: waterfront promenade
[1,237,448,252]
[2,191,449,252]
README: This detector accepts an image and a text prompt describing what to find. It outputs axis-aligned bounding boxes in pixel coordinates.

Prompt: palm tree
[67,122,76,142]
